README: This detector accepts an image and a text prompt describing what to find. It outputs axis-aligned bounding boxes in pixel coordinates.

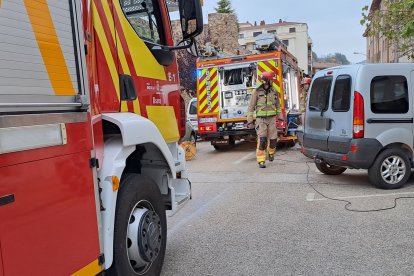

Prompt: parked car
[187,98,198,132]
[182,121,197,144]
[302,63,414,189]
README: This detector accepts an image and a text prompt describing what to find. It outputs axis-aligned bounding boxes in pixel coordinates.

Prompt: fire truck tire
[109,174,166,276]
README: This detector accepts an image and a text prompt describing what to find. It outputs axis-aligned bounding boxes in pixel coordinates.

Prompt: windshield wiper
[308,106,320,112]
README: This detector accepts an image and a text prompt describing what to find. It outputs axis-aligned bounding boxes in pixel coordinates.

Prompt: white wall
[238,23,312,74]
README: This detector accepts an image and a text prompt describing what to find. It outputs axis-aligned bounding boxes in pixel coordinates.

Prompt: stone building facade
[172,13,239,93]
[238,20,313,74]
[364,0,411,63]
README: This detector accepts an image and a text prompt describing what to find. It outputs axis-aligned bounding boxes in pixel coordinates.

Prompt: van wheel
[315,161,347,175]
[368,149,410,189]
[109,174,166,276]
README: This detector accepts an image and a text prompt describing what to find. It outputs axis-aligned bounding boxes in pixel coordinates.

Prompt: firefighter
[299,77,312,112]
[247,71,283,168]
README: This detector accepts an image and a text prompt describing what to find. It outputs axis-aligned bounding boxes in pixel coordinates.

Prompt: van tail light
[353,91,364,139]
[179,98,186,138]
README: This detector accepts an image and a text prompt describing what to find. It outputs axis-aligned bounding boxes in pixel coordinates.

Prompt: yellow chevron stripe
[92,2,119,99]
[71,260,101,276]
[199,99,207,111]
[24,0,76,96]
[100,0,131,112]
[133,98,141,114]
[210,96,219,108]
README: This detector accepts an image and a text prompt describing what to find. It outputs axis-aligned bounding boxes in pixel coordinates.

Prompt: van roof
[316,63,414,75]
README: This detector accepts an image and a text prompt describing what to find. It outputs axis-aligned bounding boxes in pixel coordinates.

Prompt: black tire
[213,145,222,150]
[368,148,410,189]
[315,161,347,175]
[229,136,236,146]
[109,174,166,276]
[286,140,296,148]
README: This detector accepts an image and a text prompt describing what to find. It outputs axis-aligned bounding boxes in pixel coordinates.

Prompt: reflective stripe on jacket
[247,85,282,118]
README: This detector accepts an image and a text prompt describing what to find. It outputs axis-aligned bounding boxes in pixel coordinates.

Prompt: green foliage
[215,0,234,13]
[361,0,414,59]
[315,52,351,65]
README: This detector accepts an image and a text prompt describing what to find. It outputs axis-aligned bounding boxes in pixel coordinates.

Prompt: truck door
[0,1,100,275]
[93,0,182,141]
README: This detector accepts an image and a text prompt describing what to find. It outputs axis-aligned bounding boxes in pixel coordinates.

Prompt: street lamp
[353,52,367,56]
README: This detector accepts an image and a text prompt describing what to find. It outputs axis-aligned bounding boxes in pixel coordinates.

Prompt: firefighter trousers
[255,116,278,163]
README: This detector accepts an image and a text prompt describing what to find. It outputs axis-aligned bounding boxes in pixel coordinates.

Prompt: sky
[200,0,372,63]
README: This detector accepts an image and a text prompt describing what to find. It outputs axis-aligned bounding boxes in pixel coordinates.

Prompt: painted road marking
[233,152,255,165]
[306,191,414,202]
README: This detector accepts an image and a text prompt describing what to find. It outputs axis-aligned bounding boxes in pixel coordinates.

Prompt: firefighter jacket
[247,85,283,123]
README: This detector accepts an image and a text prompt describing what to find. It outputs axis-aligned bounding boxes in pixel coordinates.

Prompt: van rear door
[305,70,355,154]
[304,75,333,151]
[327,74,354,153]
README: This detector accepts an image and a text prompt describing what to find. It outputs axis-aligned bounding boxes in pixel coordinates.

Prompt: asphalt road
[161,141,414,276]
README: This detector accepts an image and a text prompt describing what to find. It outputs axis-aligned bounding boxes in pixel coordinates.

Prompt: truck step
[168,178,191,216]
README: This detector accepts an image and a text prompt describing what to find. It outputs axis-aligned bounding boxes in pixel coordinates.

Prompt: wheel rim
[380,155,406,185]
[126,200,162,275]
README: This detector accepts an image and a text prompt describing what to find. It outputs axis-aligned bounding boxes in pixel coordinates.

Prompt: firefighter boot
[257,137,267,168]
[268,139,278,162]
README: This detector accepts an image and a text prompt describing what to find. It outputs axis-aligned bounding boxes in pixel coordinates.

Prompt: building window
[253,31,262,37]
[282,39,289,46]
[267,30,276,34]
[371,76,409,114]
[289,27,296,33]
[239,33,244,39]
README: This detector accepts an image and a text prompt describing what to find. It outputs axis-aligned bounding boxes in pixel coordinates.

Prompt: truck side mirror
[178,0,203,40]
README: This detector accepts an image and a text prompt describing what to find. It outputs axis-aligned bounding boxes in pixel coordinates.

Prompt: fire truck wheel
[109,174,166,276]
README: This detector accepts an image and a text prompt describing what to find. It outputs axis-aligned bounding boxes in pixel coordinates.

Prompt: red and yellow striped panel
[257,60,282,93]
[198,68,219,114]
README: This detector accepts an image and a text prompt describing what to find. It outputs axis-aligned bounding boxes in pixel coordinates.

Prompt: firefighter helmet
[259,71,276,83]
[301,77,312,85]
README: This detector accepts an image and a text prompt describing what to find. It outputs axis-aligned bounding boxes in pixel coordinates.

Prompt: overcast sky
[200,0,371,63]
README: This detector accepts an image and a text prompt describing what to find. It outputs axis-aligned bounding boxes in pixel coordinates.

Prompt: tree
[215,0,234,13]
[361,0,414,59]
[332,53,350,65]
[314,52,350,65]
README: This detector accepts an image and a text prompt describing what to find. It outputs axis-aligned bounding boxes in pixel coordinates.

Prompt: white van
[187,98,198,131]
[303,63,414,189]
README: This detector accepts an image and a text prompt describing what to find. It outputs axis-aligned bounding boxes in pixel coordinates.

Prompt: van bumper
[303,138,383,169]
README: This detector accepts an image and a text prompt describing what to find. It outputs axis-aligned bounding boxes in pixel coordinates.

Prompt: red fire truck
[0,0,202,275]
[196,47,301,149]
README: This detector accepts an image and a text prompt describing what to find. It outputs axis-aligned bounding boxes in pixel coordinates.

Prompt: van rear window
[370,76,408,114]
[189,100,197,115]
[332,75,352,112]
[308,76,333,112]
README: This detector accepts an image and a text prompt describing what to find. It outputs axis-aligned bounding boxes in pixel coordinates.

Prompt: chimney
[260,20,265,26]
[279,19,282,23]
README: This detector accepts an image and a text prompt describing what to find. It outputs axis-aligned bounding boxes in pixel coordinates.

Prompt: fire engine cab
[0,0,202,275]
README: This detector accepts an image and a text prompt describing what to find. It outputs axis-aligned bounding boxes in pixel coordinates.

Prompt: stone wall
[172,13,239,95]
[205,13,239,55]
